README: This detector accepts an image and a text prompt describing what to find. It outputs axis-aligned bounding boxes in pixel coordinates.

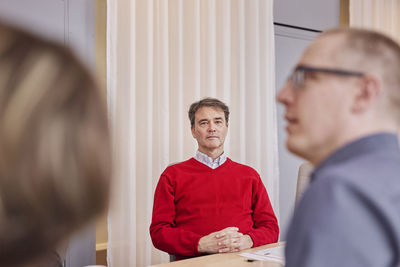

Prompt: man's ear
[191,126,196,138]
[352,74,381,113]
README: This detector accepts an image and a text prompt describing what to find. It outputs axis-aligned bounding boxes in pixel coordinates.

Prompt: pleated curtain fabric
[106,0,278,266]
[350,0,400,43]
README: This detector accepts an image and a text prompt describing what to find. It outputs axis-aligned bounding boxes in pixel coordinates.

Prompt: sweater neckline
[189,157,232,171]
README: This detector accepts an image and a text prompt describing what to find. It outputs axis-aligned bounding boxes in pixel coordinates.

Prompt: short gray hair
[188,97,229,127]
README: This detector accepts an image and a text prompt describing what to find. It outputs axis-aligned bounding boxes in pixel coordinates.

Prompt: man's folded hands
[197,227,253,254]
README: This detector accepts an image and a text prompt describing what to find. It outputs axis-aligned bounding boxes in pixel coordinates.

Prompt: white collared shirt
[194,150,227,169]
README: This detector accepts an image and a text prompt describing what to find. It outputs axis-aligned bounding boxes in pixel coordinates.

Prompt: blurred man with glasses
[278,28,400,267]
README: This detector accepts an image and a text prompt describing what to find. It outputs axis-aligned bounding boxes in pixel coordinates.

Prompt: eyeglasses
[288,65,364,90]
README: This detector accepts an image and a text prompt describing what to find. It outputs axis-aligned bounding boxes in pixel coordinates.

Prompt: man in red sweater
[150,98,279,260]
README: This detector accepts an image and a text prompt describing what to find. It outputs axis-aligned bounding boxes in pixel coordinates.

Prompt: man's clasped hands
[197,227,254,254]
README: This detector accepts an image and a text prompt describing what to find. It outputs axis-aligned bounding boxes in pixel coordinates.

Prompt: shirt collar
[311,132,400,181]
[194,150,227,169]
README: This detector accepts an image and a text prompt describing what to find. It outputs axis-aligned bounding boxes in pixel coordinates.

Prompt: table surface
[148,242,285,267]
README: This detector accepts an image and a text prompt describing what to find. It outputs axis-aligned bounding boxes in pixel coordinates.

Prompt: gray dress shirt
[285,133,400,267]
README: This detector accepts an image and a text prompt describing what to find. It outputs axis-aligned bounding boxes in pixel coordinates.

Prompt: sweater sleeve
[150,174,202,257]
[247,175,279,247]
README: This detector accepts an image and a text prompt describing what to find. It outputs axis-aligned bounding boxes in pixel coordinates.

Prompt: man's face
[191,106,228,155]
[277,35,359,164]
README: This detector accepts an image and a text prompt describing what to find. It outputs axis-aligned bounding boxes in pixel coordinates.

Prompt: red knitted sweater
[150,158,279,260]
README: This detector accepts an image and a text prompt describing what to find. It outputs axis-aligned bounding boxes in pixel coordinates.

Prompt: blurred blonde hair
[0,23,111,265]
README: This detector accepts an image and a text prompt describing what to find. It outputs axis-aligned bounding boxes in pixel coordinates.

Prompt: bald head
[278,27,400,165]
[316,28,400,123]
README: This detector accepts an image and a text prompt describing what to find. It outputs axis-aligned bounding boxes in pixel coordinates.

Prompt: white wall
[274,0,340,31]
[274,0,341,239]
[0,0,65,42]
[0,0,94,69]
[275,26,318,238]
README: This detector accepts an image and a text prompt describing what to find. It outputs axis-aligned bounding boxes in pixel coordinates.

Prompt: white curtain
[350,0,400,42]
[106,0,277,266]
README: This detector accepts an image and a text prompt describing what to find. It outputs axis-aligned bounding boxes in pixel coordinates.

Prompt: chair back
[295,162,313,206]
